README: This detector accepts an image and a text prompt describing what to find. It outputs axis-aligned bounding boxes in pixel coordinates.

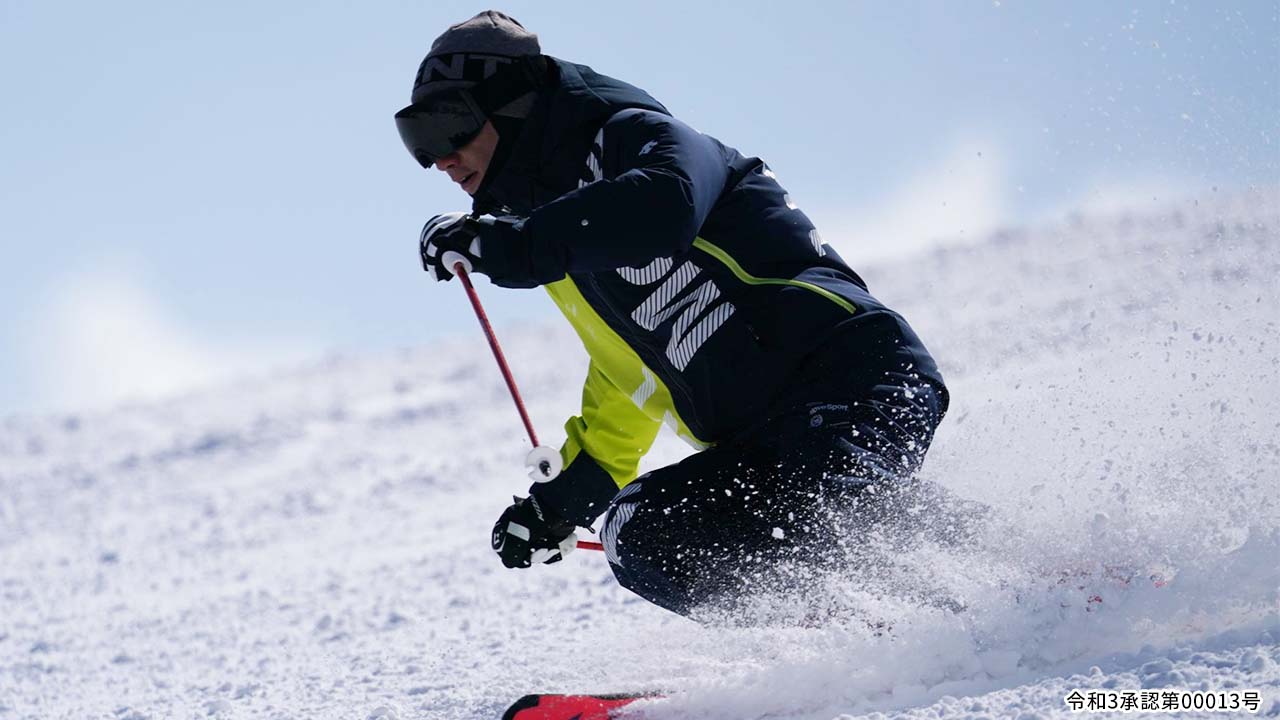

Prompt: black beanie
[411,10,541,111]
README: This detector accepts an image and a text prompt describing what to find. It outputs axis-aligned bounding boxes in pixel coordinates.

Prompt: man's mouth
[459,171,479,192]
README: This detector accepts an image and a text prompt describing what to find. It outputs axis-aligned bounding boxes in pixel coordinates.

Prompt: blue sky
[1,1,1276,415]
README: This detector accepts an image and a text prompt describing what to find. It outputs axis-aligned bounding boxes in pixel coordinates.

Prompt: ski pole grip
[526,445,562,482]
[442,250,473,275]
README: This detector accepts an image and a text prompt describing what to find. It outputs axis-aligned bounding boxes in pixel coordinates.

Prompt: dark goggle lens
[394,91,486,168]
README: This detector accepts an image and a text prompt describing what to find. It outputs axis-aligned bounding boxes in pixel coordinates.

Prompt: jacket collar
[473,58,667,215]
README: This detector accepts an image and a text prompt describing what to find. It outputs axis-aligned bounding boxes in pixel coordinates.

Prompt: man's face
[434,120,498,196]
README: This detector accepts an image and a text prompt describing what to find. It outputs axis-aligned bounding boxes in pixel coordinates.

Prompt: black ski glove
[419,211,482,282]
[419,212,524,283]
[492,495,578,569]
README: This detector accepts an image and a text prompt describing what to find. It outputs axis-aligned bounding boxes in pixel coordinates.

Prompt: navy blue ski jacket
[471,58,947,525]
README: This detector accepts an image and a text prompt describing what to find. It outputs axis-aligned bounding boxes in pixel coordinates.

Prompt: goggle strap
[470,55,545,117]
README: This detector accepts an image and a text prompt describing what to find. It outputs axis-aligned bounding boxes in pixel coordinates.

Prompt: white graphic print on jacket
[580,127,737,372]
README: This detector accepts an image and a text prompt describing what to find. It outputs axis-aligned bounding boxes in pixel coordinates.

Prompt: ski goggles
[394,89,488,168]
[394,55,544,169]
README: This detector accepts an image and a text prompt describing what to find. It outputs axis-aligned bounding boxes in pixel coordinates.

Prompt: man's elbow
[642,172,701,252]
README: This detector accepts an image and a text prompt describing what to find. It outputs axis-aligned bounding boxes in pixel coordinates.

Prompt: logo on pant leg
[601,481,645,567]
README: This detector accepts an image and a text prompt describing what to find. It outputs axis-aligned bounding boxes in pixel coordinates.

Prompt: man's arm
[529,359,663,527]
[481,109,730,287]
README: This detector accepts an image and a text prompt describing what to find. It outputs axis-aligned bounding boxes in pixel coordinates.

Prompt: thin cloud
[1053,176,1205,219]
[821,139,1012,265]
[23,270,312,412]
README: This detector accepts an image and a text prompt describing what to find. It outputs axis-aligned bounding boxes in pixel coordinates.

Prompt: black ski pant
[598,368,946,617]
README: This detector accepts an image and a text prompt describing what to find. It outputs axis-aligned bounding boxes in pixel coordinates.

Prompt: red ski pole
[442,251,603,553]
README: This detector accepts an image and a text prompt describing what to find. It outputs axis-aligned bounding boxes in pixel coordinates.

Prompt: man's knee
[599,479,645,567]
[599,477,721,616]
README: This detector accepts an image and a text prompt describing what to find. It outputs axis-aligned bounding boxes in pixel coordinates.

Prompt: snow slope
[1,188,1278,719]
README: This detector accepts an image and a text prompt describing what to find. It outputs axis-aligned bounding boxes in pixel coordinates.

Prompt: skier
[395,11,950,617]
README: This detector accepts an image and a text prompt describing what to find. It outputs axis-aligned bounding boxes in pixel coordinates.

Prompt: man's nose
[434,152,460,171]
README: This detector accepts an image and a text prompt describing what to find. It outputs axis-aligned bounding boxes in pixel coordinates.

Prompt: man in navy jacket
[396,11,950,616]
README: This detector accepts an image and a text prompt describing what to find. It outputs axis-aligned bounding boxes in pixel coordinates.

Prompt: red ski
[502,693,656,720]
